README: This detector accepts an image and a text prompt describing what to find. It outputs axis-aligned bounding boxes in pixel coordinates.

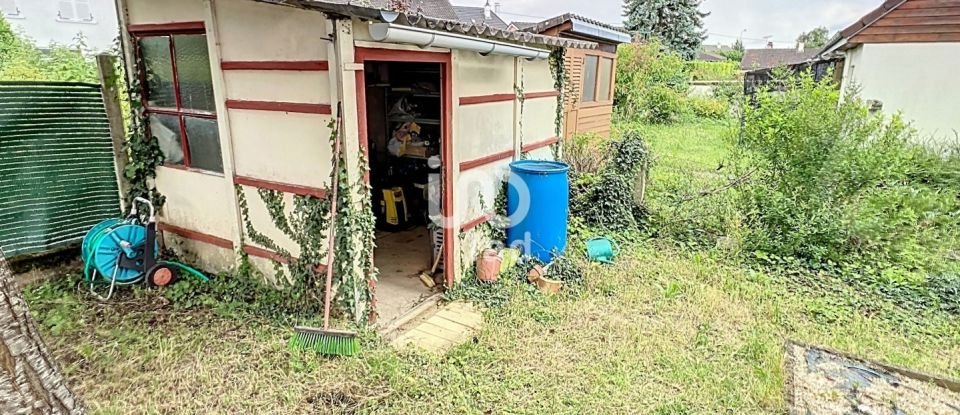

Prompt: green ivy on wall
[549,48,567,160]
[122,52,165,208]
[236,118,377,325]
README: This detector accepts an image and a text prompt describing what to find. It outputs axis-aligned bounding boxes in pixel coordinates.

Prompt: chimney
[494,2,501,13]
[766,41,774,48]
[483,0,492,19]
[797,42,805,53]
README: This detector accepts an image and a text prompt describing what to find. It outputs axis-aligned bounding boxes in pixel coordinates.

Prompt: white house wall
[126,0,204,25]
[842,43,960,146]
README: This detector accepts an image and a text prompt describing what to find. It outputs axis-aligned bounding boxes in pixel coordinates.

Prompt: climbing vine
[514,58,526,148]
[549,48,567,160]
[121,50,164,208]
[236,118,377,325]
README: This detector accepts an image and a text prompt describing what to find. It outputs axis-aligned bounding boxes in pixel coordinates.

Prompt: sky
[484,0,879,49]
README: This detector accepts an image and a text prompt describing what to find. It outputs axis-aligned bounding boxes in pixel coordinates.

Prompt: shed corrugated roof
[520,13,628,34]
[252,0,597,49]
[452,5,509,30]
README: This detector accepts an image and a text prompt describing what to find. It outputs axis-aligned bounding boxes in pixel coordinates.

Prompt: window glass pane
[581,55,598,102]
[57,0,74,19]
[597,57,613,101]
[174,34,215,112]
[149,113,184,165]
[184,116,223,172]
[75,0,92,21]
[139,37,177,108]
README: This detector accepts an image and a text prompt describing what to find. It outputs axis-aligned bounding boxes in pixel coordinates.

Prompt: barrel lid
[510,160,570,174]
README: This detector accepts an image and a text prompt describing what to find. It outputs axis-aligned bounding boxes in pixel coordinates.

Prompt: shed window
[581,55,598,102]
[581,55,614,103]
[597,57,613,101]
[0,0,21,18]
[134,30,222,173]
[58,0,94,22]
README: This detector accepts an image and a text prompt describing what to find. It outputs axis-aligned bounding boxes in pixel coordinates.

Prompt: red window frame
[129,22,218,171]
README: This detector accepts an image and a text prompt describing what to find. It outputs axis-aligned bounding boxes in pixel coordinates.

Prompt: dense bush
[615,40,689,123]
[687,96,728,120]
[0,17,97,82]
[687,61,739,81]
[734,72,960,278]
[568,128,651,232]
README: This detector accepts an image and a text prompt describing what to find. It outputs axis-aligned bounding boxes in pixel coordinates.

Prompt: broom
[291,102,359,356]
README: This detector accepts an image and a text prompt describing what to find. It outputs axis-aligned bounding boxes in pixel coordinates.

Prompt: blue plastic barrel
[507,160,570,262]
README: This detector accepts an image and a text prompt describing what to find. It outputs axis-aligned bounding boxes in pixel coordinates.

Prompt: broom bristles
[290,326,360,356]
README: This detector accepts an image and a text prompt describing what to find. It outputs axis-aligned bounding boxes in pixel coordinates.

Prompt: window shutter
[75,0,92,21]
[566,55,583,107]
[58,0,75,20]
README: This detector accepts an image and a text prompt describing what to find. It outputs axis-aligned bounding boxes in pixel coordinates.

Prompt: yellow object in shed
[381,187,408,226]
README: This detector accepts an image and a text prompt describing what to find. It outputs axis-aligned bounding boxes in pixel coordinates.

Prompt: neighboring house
[820,0,960,144]
[697,44,731,61]
[452,4,508,30]
[741,46,817,70]
[517,14,630,139]
[111,0,592,324]
[0,0,118,51]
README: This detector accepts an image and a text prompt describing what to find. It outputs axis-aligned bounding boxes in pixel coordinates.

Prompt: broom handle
[323,103,343,330]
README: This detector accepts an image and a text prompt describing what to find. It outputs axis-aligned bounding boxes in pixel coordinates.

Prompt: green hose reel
[80,198,209,300]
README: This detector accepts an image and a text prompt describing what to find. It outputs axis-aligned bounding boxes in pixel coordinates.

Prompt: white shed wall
[841,43,960,145]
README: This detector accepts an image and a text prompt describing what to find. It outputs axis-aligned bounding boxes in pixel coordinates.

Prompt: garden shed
[516,14,630,139]
[112,0,593,324]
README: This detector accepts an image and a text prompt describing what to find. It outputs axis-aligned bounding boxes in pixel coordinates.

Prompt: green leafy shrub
[615,40,689,120]
[0,18,97,82]
[569,128,651,232]
[687,61,739,81]
[642,85,688,124]
[734,71,960,281]
[564,133,608,175]
[687,96,728,120]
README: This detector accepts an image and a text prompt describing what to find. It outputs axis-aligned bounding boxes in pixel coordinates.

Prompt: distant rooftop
[452,5,509,30]
[742,47,818,70]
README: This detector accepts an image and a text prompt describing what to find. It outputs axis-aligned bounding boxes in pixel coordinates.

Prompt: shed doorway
[360,58,448,326]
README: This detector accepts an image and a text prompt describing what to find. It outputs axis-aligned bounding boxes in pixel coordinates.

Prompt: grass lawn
[25,119,960,414]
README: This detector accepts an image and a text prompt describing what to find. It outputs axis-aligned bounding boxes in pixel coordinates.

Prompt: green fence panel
[0,81,120,257]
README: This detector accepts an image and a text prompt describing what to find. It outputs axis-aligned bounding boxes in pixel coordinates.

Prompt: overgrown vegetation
[733,73,960,312]
[687,60,739,81]
[568,128,651,232]
[616,41,729,124]
[0,17,97,82]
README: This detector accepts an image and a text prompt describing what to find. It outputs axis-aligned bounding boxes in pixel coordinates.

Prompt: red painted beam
[459,148,514,171]
[521,136,560,153]
[220,60,329,71]
[461,213,492,232]
[524,90,561,100]
[128,21,205,33]
[158,223,234,249]
[225,100,332,115]
[242,245,327,273]
[234,175,327,198]
[242,244,289,264]
[459,93,515,106]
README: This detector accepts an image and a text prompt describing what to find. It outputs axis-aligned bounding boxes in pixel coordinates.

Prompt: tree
[0,250,83,414]
[722,38,744,62]
[796,26,830,49]
[623,0,709,60]
[0,16,96,82]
